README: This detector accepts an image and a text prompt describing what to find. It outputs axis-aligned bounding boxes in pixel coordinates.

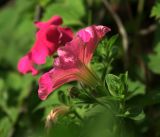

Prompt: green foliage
[36,85,71,110]
[127,79,145,99]
[105,72,127,97]
[92,35,119,78]
[106,73,126,97]
[0,0,36,68]
[123,107,145,121]
[81,104,136,137]
[148,42,160,74]
[0,117,13,137]
[128,90,160,108]
[151,2,160,20]
[43,0,85,26]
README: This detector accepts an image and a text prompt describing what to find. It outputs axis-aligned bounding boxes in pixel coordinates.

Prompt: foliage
[151,2,160,20]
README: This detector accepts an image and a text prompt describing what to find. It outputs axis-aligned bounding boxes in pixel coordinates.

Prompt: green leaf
[98,35,119,57]
[127,79,146,99]
[17,74,33,104]
[3,107,19,123]
[148,42,160,74]
[35,92,61,110]
[151,2,160,20]
[43,0,85,26]
[119,72,128,89]
[6,72,22,91]
[0,0,36,69]
[0,117,13,137]
[106,74,125,97]
[123,107,145,121]
[35,85,71,110]
[107,34,119,48]
[127,90,160,108]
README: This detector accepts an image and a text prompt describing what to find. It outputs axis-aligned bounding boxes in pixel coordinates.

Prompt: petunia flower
[17,16,73,75]
[38,25,111,100]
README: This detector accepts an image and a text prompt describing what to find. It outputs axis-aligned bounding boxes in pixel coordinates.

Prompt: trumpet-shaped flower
[38,25,111,100]
[18,16,73,75]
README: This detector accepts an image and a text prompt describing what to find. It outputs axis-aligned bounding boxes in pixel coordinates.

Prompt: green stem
[101,58,113,82]
[137,0,145,15]
[88,0,93,25]
[73,110,83,121]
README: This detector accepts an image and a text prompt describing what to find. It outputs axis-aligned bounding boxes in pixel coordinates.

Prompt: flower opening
[38,25,111,100]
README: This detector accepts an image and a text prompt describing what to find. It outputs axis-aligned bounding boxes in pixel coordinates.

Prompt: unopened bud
[45,106,69,128]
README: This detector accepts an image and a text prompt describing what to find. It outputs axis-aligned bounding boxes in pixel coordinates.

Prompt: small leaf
[35,91,61,110]
[106,74,124,97]
[107,34,119,48]
[124,107,145,121]
[127,79,146,99]
[35,85,71,110]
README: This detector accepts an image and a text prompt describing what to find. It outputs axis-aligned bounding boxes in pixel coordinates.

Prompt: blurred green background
[1,0,160,137]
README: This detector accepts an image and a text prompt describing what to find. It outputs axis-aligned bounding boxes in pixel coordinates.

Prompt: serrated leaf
[106,74,125,97]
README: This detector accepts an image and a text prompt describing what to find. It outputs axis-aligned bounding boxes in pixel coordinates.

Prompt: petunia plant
[18,15,145,135]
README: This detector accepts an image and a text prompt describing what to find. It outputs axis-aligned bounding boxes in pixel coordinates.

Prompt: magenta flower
[38,25,111,100]
[17,16,73,75]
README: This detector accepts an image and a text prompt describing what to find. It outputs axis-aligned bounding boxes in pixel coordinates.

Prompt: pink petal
[31,26,61,64]
[95,25,111,39]
[60,36,86,64]
[54,25,110,69]
[38,68,78,100]
[30,26,73,65]
[46,26,60,45]
[18,16,73,75]
[77,25,111,64]
[59,27,74,45]
[77,28,92,43]
[35,15,63,29]
[31,43,49,65]
[55,46,82,69]
[17,55,38,75]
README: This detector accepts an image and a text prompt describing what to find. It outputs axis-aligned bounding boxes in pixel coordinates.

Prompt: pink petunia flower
[17,16,73,75]
[38,25,111,100]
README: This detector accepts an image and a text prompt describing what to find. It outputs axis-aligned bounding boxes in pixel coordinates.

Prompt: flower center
[76,64,100,88]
